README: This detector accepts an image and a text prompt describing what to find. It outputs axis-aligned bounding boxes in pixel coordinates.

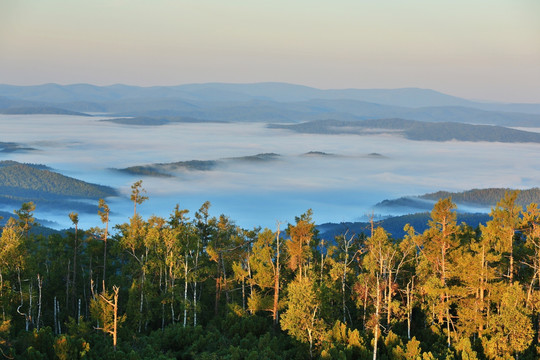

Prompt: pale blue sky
[1,0,539,102]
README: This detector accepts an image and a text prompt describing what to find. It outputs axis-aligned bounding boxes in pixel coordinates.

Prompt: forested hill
[0,141,35,153]
[269,119,540,143]
[376,188,540,212]
[0,161,116,212]
[116,153,281,177]
[420,188,540,207]
[0,106,90,116]
[317,212,491,240]
[102,115,224,126]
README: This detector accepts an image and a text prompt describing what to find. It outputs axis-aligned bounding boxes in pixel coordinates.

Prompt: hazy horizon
[1,1,539,103]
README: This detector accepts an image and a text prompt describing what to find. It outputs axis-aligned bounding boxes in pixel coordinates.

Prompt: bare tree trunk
[170,271,175,325]
[56,298,62,334]
[65,260,70,315]
[0,270,4,322]
[138,269,145,333]
[184,254,188,327]
[193,280,198,327]
[373,276,381,360]
[17,268,29,331]
[28,281,33,329]
[446,293,451,348]
[112,287,119,351]
[320,239,325,286]
[193,237,200,327]
[308,328,314,359]
[241,277,246,311]
[363,283,368,331]
[247,256,253,309]
[342,241,348,324]
[102,220,109,293]
[407,279,413,339]
[54,296,58,334]
[509,239,514,284]
[72,225,78,316]
[37,274,42,330]
[222,256,229,304]
[273,223,281,326]
[387,271,392,327]
[160,266,165,331]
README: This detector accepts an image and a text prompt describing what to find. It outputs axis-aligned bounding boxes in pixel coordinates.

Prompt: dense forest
[1,183,540,359]
[0,161,117,215]
[268,119,540,143]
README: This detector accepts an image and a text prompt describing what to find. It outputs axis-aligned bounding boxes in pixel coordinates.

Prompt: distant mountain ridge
[1,83,540,121]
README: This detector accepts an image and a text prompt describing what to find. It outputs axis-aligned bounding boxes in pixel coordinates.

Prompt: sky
[0,0,539,103]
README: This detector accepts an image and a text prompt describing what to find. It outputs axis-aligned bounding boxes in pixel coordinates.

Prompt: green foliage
[3,193,540,359]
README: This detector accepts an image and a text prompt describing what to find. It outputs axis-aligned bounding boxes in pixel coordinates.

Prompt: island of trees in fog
[1,183,540,359]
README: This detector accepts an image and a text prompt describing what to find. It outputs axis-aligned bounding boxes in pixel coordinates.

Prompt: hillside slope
[0,161,116,212]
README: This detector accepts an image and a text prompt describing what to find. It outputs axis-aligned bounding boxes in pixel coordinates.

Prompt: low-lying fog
[2,114,539,230]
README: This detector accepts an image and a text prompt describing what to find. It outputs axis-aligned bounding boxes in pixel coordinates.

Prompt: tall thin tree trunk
[0,270,4,322]
[193,280,198,327]
[510,240,514,284]
[113,288,118,351]
[102,219,109,293]
[170,271,175,325]
[373,276,380,360]
[28,281,33,329]
[193,237,200,327]
[37,274,42,330]
[184,254,188,327]
[387,271,392,327]
[363,284,368,331]
[407,280,411,339]
[241,276,246,311]
[56,299,62,334]
[446,293,451,348]
[222,256,229,304]
[342,254,347,324]
[72,225,78,316]
[160,266,165,331]
[54,296,58,334]
[66,260,70,315]
[273,223,281,327]
[247,257,253,313]
[138,268,145,333]
[17,267,29,331]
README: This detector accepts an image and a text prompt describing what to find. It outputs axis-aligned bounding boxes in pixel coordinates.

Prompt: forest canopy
[0,187,539,359]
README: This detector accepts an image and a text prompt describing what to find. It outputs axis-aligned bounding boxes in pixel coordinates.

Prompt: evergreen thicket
[1,186,540,359]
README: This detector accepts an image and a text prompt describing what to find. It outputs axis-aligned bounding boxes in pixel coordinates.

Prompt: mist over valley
[1,83,539,232]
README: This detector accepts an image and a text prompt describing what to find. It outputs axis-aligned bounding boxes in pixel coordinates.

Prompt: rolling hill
[269,119,540,143]
[375,188,540,213]
[0,161,117,212]
[116,153,282,177]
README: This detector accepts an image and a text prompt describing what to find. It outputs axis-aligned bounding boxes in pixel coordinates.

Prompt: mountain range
[1,83,540,126]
